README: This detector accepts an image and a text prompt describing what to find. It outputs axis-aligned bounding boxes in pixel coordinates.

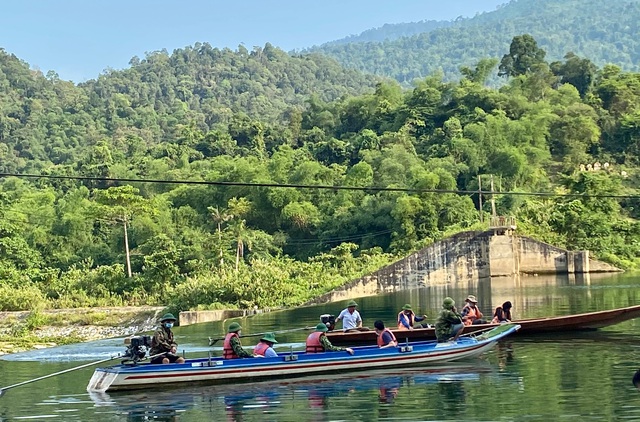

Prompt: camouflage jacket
[150,327,177,355]
[434,309,464,341]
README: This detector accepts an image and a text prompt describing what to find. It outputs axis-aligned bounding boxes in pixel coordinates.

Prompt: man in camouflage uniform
[223,322,252,358]
[435,297,465,343]
[306,323,354,355]
[150,313,185,364]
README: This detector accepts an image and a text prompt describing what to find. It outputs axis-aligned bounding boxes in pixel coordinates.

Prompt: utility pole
[478,175,483,223]
[490,174,497,217]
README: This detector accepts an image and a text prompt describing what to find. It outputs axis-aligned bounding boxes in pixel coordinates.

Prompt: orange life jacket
[397,311,415,330]
[253,341,269,357]
[462,304,483,326]
[377,328,397,347]
[223,332,240,359]
[306,332,325,353]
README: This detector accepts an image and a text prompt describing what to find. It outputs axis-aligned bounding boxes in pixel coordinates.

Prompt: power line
[0,172,639,199]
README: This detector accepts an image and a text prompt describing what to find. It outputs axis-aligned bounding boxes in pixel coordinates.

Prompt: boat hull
[326,304,640,345]
[87,324,519,392]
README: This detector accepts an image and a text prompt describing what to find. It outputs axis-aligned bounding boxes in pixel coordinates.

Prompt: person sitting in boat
[223,322,252,359]
[253,332,278,358]
[335,300,363,332]
[491,301,513,324]
[306,323,354,355]
[374,320,397,348]
[149,313,186,364]
[461,295,487,326]
[435,297,465,343]
[397,304,429,331]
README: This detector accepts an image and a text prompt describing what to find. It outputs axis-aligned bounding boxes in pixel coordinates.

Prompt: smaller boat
[326,304,640,345]
[87,323,519,392]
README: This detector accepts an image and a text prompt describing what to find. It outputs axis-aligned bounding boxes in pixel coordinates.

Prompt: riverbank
[0,306,165,355]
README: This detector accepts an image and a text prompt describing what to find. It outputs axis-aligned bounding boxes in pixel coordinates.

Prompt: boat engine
[122,335,152,364]
[320,314,336,331]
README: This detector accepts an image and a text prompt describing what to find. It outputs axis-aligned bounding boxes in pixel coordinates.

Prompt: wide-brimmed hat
[160,313,177,322]
[402,304,412,311]
[315,322,329,332]
[260,332,278,344]
[347,300,358,307]
[443,297,455,309]
[228,322,242,333]
[466,295,478,303]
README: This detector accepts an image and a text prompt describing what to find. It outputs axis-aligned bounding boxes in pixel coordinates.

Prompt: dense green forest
[310,0,640,83]
[1,32,640,317]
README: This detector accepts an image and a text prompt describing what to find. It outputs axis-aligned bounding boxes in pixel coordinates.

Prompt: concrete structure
[179,308,270,327]
[306,231,621,305]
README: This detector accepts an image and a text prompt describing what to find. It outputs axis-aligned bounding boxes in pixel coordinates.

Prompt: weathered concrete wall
[518,236,571,274]
[179,308,271,327]
[308,231,491,305]
[306,232,622,305]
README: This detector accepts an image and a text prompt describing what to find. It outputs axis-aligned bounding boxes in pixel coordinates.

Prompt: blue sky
[1,0,508,82]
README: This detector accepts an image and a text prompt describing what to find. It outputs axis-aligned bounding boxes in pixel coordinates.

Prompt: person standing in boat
[335,300,363,332]
[306,323,354,355]
[374,320,398,348]
[253,332,278,358]
[491,301,513,324]
[223,322,252,359]
[397,304,428,331]
[149,313,186,364]
[461,295,487,325]
[435,297,465,343]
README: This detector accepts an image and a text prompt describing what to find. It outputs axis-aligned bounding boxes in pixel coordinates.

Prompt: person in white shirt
[335,300,363,332]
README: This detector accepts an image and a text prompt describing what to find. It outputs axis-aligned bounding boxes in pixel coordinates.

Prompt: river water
[1,272,640,421]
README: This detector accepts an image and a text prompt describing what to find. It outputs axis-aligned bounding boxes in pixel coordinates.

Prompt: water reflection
[89,363,494,421]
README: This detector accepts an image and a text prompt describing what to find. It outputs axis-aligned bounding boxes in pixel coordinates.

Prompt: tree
[550,53,598,97]
[93,186,152,278]
[498,34,547,78]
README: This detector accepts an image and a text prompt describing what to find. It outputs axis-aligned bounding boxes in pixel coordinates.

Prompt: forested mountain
[318,20,454,46]
[309,0,640,83]
[0,43,377,173]
[2,32,640,317]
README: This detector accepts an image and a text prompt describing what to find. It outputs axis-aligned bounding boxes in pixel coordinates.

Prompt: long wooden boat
[87,323,519,392]
[326,304,640,345]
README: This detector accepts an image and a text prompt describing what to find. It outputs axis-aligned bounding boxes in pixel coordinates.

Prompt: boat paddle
[0,354,121,397]
[208,326,315,346]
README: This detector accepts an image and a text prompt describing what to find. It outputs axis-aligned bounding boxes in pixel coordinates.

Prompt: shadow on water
[88,362,501,420]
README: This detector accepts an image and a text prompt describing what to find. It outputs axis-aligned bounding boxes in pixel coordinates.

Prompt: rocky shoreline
[0,306,165,355]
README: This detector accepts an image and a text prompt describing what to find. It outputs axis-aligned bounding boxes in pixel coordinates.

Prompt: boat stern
[87,368,119,393]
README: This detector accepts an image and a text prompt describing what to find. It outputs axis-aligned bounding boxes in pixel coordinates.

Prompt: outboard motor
[320,314,336,331]
[122,335,152,364]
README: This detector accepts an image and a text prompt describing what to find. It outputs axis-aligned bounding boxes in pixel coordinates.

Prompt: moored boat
[87,323,519,392]
[326,304,640,345]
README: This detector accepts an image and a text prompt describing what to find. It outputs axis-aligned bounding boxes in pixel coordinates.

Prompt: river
[1,272,640,421]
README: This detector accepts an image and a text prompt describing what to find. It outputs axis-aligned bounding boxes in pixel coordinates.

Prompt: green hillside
[2,32,640,317]
[310,0,640,83]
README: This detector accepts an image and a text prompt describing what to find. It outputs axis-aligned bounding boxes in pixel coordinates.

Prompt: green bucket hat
[347,300,358,307]
[260,332,278,344]
[402,304,412,311]
[315,322,329,332]
[228,322,242,333]
[160,313,177,322]
[442,297,455,309]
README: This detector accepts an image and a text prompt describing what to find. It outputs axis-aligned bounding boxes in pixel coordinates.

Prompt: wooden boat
[326,304,640,345]
[86,323,519,392]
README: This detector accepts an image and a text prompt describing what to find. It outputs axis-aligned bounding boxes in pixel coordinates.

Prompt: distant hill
[307,0,640,83]
[317,20,454,46]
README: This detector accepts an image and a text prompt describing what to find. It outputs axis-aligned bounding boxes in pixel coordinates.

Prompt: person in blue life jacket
[397,304,429,331]
[253,332,278,358]
[149,313,186,364]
